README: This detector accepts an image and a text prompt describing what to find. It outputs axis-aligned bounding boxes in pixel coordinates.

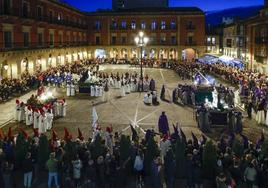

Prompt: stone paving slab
[0,65,267,143]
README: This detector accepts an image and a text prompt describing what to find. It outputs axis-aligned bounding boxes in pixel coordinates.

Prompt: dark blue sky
[64,0,264,12]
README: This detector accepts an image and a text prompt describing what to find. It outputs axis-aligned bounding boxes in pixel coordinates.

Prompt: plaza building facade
[223,21,247,61]
[0,1,205,78]
[112,0,169,10]
[87,7,205,62]
[0,0,89,78]
[205,35,220,54]
[246,3,268,73]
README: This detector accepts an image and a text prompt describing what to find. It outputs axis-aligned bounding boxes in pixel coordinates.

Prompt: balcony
[0,42,88,52]
[0,11,88,30]
[255,37,268,44]
[254,55,267,63]
[185,41,197,46]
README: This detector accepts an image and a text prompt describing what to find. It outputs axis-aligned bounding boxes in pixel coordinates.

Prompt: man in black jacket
[22,152,34,188]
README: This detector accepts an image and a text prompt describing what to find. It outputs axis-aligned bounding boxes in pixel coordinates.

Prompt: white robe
[212,89,218,108]
[144,94,152,105]
[53,102,59,117]
[144,81,149,92]
[14,104,20,121]
[118,80,122,89]
[120,85,126,97]
[131,82,137,92]
[234,90,241,107]
[33,112,40,129]
[38,115,46,134]
[114,80,118,88]
[18,106,26,122]
[26,109,33,126]
[60,102,67,117]
[71,84,75,96]
[46,112,54,130]
[257,110,265,125]
[95,86,100,97]
[109,78,114,87]
[66,84,71,96]
[125,84,131,94]
[90,85,95,97]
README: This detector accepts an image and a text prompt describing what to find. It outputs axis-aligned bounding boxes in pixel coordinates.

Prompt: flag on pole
[92,106,98,130]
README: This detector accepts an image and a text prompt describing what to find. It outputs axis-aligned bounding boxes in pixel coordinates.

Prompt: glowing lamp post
[135,31,149,92]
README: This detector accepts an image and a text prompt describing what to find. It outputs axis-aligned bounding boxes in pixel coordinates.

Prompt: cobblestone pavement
[1,64,267,142]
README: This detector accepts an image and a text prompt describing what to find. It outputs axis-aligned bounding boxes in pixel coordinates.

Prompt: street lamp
[135,31,149,92]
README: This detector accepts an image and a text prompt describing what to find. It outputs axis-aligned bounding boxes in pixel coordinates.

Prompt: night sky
[64,0,264,12]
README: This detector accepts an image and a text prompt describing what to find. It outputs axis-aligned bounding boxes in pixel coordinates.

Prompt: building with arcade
[0,0,89,78]
[87,7,205,63]
[246,1,268,73]
[0,0,205,78]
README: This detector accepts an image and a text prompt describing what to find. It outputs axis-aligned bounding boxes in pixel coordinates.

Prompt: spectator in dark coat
[186,154,194,188]
[151,157,162,188]
[158,112,169,135]
[22,152,34,188]
[164,149,176,188]
[85,159,97,188]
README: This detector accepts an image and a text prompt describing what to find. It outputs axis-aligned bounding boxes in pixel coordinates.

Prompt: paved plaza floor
[1,65,268,142]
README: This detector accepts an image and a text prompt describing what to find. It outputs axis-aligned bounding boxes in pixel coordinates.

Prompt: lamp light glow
[3,65,8,70]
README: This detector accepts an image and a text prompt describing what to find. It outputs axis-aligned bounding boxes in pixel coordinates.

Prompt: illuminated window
[141,21,146,29]
[131,21,136,29]
[95,21,101,30]
[111,20,117,29]
[121,21,127,29]
[161,21,166,30]
[170,21,176,29]
[212,37,215,44]
[151,21,156,30]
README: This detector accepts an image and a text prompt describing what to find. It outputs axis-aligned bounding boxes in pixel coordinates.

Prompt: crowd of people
[172,61,268,127]
[80,65,157,99]
[0,59,93,102]
[0,111,268,188]
[2,58,268,188]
